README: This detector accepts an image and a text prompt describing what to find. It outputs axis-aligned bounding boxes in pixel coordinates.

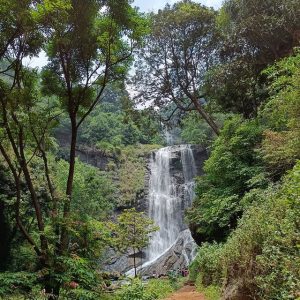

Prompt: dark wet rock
[138,230,197,276]
[103,145,208,275]
[103,248,147,274]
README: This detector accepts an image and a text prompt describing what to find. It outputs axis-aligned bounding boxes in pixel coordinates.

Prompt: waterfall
[181,145,197,209]
[147,147,178,261]
[124,144,200,276]
[146,144,197,263]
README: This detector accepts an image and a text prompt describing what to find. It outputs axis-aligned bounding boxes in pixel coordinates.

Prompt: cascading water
[125,144,199,276]
[146,144,197,264]
[181,145,197,209]
[107,143,207,276]
[147,147,179,261]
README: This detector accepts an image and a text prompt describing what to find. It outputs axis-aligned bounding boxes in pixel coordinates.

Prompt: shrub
[116,278,175,300]
[221,161,300,299]
[187,116,266,243]
[189,243,223,286]
[195,275,221,300]
[144,279,175,299]
[0,272,38,297]
[118,144,160,206]
[191,162,300,300]
[260,51,300,178]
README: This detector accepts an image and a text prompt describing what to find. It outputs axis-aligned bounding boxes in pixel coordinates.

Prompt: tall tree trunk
[182,90,220,135]
[60,116,77,252]
[193,99,220,135]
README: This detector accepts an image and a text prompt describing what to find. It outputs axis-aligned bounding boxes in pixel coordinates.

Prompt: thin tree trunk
[0,144,42,256]
[60,116,77,252]
[133,248,137,278]
[193,99,220,135]
[180,88,220,135]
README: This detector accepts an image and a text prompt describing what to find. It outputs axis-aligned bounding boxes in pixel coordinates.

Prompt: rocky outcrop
[104,230,198,276]
[103,248,146,274]
[105,145,208,275]
[139,230,197,276]
[168,144,207,177]
[75,145,111,170]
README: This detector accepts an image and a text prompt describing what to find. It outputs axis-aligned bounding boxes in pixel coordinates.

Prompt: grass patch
[195,274,221,300]
[114,277,185,300]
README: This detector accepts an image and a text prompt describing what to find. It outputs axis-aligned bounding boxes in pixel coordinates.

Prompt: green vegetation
[0,0,151,298]
[113,144,160,207]
[195,279,221,300]
[180,112,227,147]
[107,208,159,277]
[187,40,300,300]
[0,0,300,299]
[190,162,300,299]
[134,1,220,134]
[187,115,267,242]
[116,278,180,300]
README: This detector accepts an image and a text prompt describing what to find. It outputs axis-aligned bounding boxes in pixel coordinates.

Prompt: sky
[25,0,223,68]
[134,0,223,11]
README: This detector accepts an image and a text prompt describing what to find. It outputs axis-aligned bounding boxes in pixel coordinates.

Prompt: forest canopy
[0,0,299,299]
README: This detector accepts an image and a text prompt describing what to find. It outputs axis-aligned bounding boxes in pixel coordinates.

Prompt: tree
[260,50,300,178]
[221,0,300,61]
[187,116,267,243]
[181,111,227,146]
[0,1,58,290]
[133,1,220,134]
[108,208,159,277]
[0,0,145,295]
[204,0,300,117]
[39,0,146,255]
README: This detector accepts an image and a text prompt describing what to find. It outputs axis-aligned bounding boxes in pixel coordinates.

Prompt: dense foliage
[188,46,300,300]
[190,162,300,299]
[115,278,178,300]
[205,0,300,118]
[107,208,159,277]
[0,0,299,299]
[187,116,267,242]
[0,0,149,298]
[133,1,220,134]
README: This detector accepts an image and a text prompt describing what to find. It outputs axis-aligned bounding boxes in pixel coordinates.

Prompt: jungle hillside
[0,0,299,300]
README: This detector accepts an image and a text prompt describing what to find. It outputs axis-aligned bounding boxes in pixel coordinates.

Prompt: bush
[190,246,222,300]
[221,161,300,299]
[181,112,227,146]
[0,272,38,297]
[116,278,175,300]
[260,51,300,178]
[190,162,300,300]
[189,243,223,286]
[118,144,160,206]
[195,276,221,300]
[187,116,266,243]
[145,279,175,299]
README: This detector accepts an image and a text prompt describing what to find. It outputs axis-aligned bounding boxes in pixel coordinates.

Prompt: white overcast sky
[134,0,223,11]
[25,0,223,68]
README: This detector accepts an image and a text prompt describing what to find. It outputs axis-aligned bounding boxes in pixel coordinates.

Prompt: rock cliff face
[105,145,208,275]
[75,146,110,170]
[138,229,197,276]
[55,131,208,275]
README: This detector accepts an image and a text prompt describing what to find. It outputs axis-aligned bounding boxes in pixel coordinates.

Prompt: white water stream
[126,145,198,276]
[146,144,197,262]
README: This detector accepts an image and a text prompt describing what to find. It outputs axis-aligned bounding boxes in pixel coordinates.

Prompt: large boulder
[138,229,197,276]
